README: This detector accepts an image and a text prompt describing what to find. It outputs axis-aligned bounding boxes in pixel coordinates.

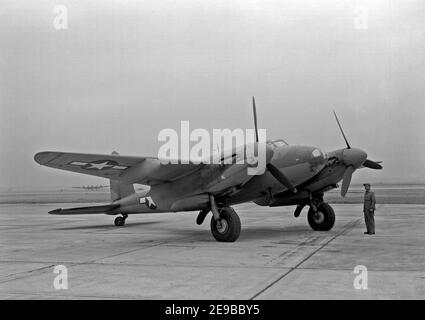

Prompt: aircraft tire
[307,202,335,231]
[210,207,241,242]
[114,216,125,227]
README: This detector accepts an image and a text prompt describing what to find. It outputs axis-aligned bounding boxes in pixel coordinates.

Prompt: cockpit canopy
[268,139,289,149]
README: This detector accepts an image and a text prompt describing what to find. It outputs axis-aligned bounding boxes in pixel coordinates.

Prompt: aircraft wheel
[307,202,335,231]
[114,216,125,227]
[210,207,241,242]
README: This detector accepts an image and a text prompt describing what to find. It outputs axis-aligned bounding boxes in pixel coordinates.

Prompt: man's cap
[363,183,371,186]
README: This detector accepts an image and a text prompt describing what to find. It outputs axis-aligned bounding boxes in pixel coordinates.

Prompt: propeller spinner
[332,111,383,196]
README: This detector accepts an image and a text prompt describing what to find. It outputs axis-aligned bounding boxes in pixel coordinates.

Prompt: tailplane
[49,204,119,215]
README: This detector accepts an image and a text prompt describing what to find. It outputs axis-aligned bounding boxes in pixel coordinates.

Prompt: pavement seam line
[0,264,57,284]
[249,218,361,300]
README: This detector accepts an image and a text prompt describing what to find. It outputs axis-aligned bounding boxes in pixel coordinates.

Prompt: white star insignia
[69,160,128,170]
[139,196,157,209]
[86,162,113,170]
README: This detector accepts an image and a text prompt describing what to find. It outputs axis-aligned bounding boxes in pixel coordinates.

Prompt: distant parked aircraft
[73,185,109,191]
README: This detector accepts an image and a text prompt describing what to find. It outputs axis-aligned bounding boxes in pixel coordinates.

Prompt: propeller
[333,110,351,149]
[341,166,354,197]
[266,163,297,193]
[252,97,297,193]
[252,97,259,143]
[363,159,383,170]
[333,110,383,197]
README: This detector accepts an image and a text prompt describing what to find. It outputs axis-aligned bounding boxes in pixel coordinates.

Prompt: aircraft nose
[309,147,327,169]
[342,148,367,168]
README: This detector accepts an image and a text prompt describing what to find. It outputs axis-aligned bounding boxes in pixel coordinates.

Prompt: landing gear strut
[208,194,241,242]
[307,202,335,231]
[114,214,128,227]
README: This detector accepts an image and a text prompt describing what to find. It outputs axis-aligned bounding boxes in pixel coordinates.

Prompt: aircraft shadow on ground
[53,221,327,243]
[170,225,315,242]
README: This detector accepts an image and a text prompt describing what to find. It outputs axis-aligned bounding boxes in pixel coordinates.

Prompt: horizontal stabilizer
[49,204,120,215]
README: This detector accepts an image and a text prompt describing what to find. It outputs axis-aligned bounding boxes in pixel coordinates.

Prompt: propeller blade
[341,166,355,197]
[333,110,351,149]
[252,97,296,193]
[252,96,259,143]
[363,159,383,170]
[266,163,297,193]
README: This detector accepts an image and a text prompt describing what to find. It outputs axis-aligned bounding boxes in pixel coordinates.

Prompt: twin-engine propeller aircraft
[34,98,382,242]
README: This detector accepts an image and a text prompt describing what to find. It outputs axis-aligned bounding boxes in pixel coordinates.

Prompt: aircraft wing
[34,151,204,185]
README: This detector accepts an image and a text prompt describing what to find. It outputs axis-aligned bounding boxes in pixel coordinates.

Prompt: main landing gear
[196,195,241,242]
[307,202,335,231]
[210,207,241,242]
[293,193,336,231]
[114,214,128,227]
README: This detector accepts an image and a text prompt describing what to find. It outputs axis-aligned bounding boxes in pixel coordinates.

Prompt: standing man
[363,183,376,235]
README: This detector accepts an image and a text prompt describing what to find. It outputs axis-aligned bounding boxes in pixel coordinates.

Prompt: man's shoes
[364,232,370,234]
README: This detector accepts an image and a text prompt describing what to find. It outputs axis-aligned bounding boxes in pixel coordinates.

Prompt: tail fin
[110,151,135,201]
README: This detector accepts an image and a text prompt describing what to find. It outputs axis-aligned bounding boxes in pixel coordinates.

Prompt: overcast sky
[1,0,424,189]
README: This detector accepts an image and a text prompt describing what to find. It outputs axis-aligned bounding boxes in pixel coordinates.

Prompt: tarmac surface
[1,202,425,299]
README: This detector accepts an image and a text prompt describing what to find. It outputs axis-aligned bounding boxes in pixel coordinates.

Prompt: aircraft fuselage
[115,144,328,214]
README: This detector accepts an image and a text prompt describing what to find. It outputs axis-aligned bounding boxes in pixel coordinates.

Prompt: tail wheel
[210,207,241,242]
[307,202,335,231]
